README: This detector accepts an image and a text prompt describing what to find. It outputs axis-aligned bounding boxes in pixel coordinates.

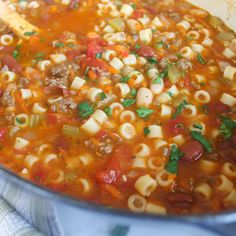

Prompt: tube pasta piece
[134,174,157,197]
[91,109,108,124]
[128,70,144,85]
[152,17,163,28]
[102,49,116,61]
[180,46,196,59]
[160,104,172,117]
[172,134,185,146]
[37,60,52,71]
[77,178,91,193]
[194,90,211,104]
[109,57,124,70]
[14,113,29,128]
[109,102,124,114]
[186,30,199,40]
[51,170,64,183]
[156,169,175,187]
[182,104,197,117]
[155,92,172,104]
[220,93,236,107]
[147,68,159,80]
[80,117,101,136]
[195,183,212,199]
[202,37,213,47]
[184,15,195,22]
[44,153,58,163]
[0,34,13,45]
[223,65,236,80]
[1,71,16,83]
[37,144,51,155]
[133,143,150,158]
[126,19,140,33]
[50,53,67,64]
[128,194,147,213]
[223,48,235,59]
[146,125,163,138]
[32,103,47,114]
[147,157,165,171]
[103,25,115,33]
[146,202,167,215]
[136,88,153,107]
[215,175,233,195]
[87,87,103,102]
[115,83,130,97]
[139,28,152,44]
[222,162,236,178]
[131,157,147,169]
[119,110,136,123]
[150,78,164,95]
[154,139,167,150]
[191,43,204,53]
[120,4,133,17]
[24,154,39,167]
[14,137,29,150]
[167,85,179,97]
[20,89,32,100]
[79,153,93,166]
[122,54,137,66]
[71,76,86,91]
[47,96,63,105]
[224,189,236,206]
[119,122,136,139]
[200,160,218,174]
[177,20,191,31]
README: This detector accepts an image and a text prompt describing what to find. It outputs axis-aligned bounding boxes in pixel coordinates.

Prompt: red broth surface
[0,0,236,215]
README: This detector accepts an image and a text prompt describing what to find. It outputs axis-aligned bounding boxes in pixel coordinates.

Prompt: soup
[0,0,236,215]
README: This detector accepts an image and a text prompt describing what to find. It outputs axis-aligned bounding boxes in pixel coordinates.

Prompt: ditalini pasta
[0,0,235,215]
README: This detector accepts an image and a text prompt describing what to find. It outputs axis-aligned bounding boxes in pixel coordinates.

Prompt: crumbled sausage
[50,98,77,113]
[1,84,16,106]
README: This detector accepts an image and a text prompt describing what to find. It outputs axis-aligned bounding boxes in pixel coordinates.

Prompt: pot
[1,1,236,236]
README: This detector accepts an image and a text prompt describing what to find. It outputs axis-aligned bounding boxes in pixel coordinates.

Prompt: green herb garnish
[197,53,206,65]
[144,127,150,136]
[193,123,203,130]
[12,50,19,59]
[122,98,136,107]
[34,52,45,62]
[219,116,236,139]
[165,145,184,174]
[120,76,129,83]
[104,106,112,116]
[99,92,107,100]
[24,31,37,36]
[130,88,137,97]
[135,44,140,50]
[96,53,102,58]
[55,42,65,48]
[152,77,162,84]
[136,107,154,118]
[173,100,188,118]
[191,131,213,153]
[148,58,158,64]
[78,101,94,118]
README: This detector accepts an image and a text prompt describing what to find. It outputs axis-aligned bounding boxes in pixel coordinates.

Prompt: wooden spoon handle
[0,0,39,39]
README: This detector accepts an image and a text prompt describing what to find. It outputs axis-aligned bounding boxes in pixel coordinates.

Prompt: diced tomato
[0,127,8,141]
[66,49,83,61]
[208,101,230,114]
[1,55,22,73]
[86,42,103,57]
[0,46,14,55]
[132,9,144,19]
[81,37,107,47]
[96,144,132,185]
[81,57,109,72]
[145,6,158,14]
[95,130,109,141]
[135,45,156,57]
[54,136,70,150]
[163,117,185,137]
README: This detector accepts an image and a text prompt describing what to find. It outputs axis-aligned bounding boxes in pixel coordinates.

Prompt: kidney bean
[168,192,194,208]
[1,55,22,73]
[181,140,204,161]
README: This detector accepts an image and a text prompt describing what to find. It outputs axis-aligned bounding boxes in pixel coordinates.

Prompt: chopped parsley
[159,68,168,79]
[201,104,208,114]
[77,101,94,118]
[136,107,154,118]
[219,116,236,139]
[134,44,140,50]
[24,31,37,36]
[143,127,150,136]
[191,131,213,153]
[193,123,203,130]
[99,92,107,100]
[148,57,158,64]
[152,77,162,84]
[84,66,90,77]
[131,3,136,9]
[167,91,173,98]
[172,100,188,118]
[55,42,64,48]
[104,106,112,116]
[120,76,130,83]
[130,88,137,97]
[197,53,206,65]
[12,50,19,59]
[34,52,45,62]
[122,98,136,107]
[155,41,167,49]
[165,145,184,174]
[96,53,102,58]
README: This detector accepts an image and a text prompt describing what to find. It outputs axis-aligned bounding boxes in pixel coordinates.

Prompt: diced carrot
[87,32,99,38]
[103,184,124,199]
[88,70,97,80]
[15,92,28,113]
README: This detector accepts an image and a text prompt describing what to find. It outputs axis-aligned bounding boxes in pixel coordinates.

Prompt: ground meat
[1,84,16,106]
[177,58,192,71]
[50,98,77,113]
[46,62,79,89]
[17,77,29,88]
[4,113,15,124]
[160,57,170,69]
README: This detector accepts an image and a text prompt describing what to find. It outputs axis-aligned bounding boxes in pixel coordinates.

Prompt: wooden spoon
[0,0,39,39]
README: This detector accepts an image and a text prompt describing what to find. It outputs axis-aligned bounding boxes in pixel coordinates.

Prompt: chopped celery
[62,124,80,138]
[108,18,125,32]
[168,65,181,84]
[29,114,43,128]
